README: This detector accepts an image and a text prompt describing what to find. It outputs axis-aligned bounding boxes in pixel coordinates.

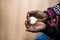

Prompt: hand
[27,10,48,22]
[25,20,46,32]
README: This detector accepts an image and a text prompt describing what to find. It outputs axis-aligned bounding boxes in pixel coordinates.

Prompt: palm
[25,21,46,32]
[27,10,48,22]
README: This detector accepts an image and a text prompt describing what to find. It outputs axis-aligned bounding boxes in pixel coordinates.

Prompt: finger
[27,13,30,19]
[26,26,35,32]
[25,21,29,29]
[26,29,35,32]
[26,28,38,32]
[37,17,47,22]
[37,19,42,22]
[25,24,34,32]
[28,11,37,16]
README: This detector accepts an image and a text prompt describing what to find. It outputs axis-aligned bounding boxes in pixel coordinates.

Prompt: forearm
[44,3,60,19]
[43,21,60,40]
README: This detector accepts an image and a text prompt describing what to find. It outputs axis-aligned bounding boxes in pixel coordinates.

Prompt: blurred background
[0,0,60,40]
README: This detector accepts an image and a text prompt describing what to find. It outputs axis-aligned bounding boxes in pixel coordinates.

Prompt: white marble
[29,16,37,24]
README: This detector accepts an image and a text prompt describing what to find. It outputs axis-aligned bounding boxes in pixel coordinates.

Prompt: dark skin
[25,10,48,32]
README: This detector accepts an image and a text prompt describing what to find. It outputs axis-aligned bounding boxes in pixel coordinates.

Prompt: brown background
[0,0,60,40]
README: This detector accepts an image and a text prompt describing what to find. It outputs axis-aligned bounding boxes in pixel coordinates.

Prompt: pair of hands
[25,10,48,32]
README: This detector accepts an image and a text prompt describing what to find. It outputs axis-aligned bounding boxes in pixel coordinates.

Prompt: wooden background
[0,0,60,40]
